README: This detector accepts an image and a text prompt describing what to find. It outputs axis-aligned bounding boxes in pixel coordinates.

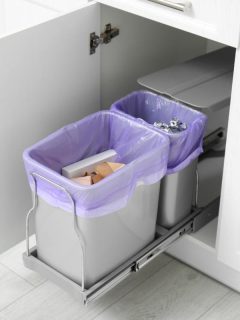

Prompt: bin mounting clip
[90,23,120,54]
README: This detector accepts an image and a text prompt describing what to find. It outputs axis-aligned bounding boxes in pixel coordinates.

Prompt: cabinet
[97,0,240,47]
[97,0,240,280]
[1,0,240,295]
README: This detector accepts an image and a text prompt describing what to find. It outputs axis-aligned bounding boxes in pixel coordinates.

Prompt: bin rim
[111,90,206,137]
[23,110,170,192]
[110,90,207,174]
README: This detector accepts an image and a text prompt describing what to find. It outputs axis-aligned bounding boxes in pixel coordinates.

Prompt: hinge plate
[90,23,120,54]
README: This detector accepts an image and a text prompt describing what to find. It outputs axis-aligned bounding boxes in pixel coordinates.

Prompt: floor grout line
[88,259,174,320]
[0,261,42,287]
[0,261,35,286]
[0,286,36,314]
[0,262,47,288]
[0,280,47,314]
[194,290,232,320]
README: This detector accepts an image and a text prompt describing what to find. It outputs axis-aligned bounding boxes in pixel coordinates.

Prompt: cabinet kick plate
[90,23,120,54]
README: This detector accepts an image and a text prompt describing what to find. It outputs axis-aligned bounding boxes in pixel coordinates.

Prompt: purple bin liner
[111,91,207,174]
[23,111,169,218]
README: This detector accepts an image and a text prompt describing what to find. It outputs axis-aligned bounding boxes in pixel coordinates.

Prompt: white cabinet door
[0,2,101,252]
[216,46,240,272]
[97,0,240,47]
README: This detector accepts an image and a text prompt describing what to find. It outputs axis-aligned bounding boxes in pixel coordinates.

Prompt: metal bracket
[203,127,225,153]
[192,198,219,232]
[90,23,120,55]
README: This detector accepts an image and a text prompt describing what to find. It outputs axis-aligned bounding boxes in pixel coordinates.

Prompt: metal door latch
[90,23,120,54]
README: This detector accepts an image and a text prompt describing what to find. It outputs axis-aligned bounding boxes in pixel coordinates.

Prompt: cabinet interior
[0,1,235,255]
[99,4,234,250]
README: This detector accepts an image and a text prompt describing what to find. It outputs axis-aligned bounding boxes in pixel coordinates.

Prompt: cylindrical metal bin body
[157,160,197,228]
[35,181,160,289]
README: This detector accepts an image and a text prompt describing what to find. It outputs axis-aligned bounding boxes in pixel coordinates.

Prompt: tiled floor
[0,238,239,320]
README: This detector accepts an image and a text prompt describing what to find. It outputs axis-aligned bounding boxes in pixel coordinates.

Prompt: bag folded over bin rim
[23,111,170,218]
[110,91,208,174]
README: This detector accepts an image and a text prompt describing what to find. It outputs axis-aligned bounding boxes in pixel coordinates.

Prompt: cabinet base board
[167,218,240,292]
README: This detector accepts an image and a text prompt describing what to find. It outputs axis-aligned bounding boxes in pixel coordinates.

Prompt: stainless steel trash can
[36,181,160,289]
[138,47,234,226]
[111,91,206,229]
[24,111,169,289]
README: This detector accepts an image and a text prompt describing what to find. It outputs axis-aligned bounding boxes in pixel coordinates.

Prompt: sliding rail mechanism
[23,170,219,305]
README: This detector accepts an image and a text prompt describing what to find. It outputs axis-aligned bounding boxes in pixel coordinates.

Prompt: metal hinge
[90,23,120,55]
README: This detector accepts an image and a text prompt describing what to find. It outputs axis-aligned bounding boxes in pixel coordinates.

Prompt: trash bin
[111,91,207,228]
[138,47,234,209]
[23,111,169,288]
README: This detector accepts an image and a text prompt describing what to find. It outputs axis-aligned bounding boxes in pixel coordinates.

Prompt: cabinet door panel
[217,46,240,271]
[0,2,100,252]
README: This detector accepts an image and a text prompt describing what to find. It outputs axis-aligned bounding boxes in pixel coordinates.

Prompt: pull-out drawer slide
[23,199,218,305]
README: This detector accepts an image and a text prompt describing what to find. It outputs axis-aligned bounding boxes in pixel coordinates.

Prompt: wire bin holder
[194,168,199,209]
[25,172,86,292]
[24,172,219,305]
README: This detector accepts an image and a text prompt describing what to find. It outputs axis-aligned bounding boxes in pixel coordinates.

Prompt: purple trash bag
[23,111,169,218]
[111,91,207,174]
